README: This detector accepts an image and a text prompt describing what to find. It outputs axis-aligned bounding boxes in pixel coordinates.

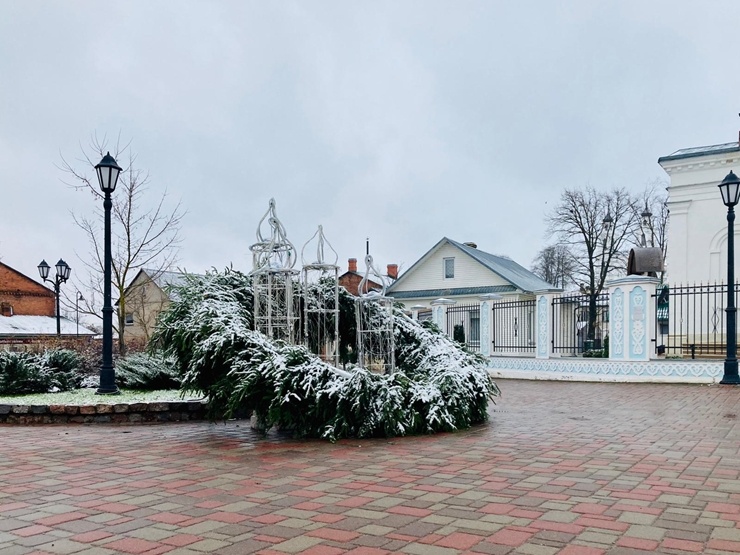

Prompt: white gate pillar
[607,276,660,361]
[535,290,559,359]
[431,298,456,334]
[478,293,503,357]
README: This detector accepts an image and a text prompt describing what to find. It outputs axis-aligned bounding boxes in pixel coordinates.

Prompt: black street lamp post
[95,152,122,395]
[719,170,740,385]
[38,258,71,337]
[76,291,84,338]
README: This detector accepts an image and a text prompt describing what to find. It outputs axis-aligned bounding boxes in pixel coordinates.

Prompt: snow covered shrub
[0,349,85,394]
[38,349,85,391]
[0,351,48,394]
[153,269,499,439]
[116,352,181,390]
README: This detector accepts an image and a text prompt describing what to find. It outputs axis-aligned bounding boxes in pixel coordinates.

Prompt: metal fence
[446,303,481,352]
[491,299,536,353]
[551,292,609,355]
[654,283,739,359]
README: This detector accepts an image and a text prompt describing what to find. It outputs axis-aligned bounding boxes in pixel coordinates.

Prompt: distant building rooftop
[658,142,740,164]
[0,315,95,336]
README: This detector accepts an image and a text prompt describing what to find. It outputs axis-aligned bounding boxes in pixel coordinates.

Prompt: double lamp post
[37,259,71,337]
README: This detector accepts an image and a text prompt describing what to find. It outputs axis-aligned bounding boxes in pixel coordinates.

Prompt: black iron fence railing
[654,283,740,359]
[446,303,481,352]
[491,299,536,353]
[551,292,609,355]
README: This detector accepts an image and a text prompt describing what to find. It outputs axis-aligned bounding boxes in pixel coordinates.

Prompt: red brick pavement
[1,379,740,554]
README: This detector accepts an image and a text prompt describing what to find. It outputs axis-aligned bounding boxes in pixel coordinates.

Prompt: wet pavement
[1,379,740,554]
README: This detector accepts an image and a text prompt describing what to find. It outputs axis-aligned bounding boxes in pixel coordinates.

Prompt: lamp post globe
[95,152,122,395]
[719,170,740,385]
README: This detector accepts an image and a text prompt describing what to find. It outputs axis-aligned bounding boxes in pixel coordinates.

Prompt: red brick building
[338,258,398,296]
[0,262,54,317]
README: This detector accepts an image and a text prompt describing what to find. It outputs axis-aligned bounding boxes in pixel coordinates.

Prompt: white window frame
[125,313,134,326]
[444,257,455,279]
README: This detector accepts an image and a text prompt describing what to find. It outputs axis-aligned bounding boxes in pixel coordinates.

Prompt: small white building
[387,237,555,308]
[659,139,740,284]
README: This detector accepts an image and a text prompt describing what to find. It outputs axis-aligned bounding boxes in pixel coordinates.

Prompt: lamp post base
[720,360,740,384]
[96,387,121,395]
[96,366,120,395]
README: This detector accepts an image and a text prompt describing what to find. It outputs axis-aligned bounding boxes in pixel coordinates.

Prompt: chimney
[348,258,357,273]
[387,264,398,280]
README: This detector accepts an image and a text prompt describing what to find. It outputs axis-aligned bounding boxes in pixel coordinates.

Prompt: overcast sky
[2,1,739,292]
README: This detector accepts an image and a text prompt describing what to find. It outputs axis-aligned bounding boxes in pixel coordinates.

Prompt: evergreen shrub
[0,349,84,394]
[153,269,500,440]
[116,352,181,390]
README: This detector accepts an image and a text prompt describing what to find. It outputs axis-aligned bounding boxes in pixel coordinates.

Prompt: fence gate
[551,292,609,355]
[491,299,536,354]
[446,303,481,352]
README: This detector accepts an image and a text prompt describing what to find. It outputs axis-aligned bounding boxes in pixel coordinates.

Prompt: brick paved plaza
[1,379,740,555]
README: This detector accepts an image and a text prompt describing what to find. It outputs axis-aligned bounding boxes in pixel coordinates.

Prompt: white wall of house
[660,148,740,285]
[389,243,517,309]
[393,244,509,290]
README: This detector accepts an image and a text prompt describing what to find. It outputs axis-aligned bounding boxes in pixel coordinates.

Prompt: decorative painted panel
[480,301,491,356]
[537,296,548,358]
[487,357,722,380]
[611,288,624,359]
[629,286,647,360]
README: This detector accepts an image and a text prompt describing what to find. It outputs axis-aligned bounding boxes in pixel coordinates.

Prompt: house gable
[389,237,554,298]
[392,242,511,293]
[0,262,55,317]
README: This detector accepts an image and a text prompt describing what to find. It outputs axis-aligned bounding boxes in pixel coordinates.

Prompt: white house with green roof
[658,138,740,284]
[387,238,556,308]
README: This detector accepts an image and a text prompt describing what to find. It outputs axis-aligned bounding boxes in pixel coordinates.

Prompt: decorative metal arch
[249,199,299,343]
[355,251,395,374]
[301,225,340,366]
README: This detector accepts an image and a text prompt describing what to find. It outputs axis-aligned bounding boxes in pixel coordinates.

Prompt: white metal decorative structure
[301,225,340,366]
[249,199,299,343]
[355,248,395,373]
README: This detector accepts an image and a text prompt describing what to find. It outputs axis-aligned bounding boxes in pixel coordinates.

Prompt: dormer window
[444,257,455,279]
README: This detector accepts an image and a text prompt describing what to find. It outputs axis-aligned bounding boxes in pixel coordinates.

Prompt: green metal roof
[389,285,516,300]
[658,142,740,163]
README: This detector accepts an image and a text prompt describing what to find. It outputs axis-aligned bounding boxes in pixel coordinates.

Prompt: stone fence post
[607,276,660,361]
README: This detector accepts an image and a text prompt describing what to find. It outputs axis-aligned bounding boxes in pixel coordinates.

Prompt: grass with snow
[0,389,201,406]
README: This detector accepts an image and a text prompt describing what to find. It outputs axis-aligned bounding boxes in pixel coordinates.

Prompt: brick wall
[338,273,383,296]
[0,263,55,316]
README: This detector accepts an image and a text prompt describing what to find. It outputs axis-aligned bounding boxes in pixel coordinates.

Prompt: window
[125,313,134,326]
[444,257,455,279]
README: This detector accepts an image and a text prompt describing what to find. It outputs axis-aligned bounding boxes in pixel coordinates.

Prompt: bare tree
[531,244,575,289]
[60,134,184,354]
[633,180,669,282]
[547,186,639,344]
